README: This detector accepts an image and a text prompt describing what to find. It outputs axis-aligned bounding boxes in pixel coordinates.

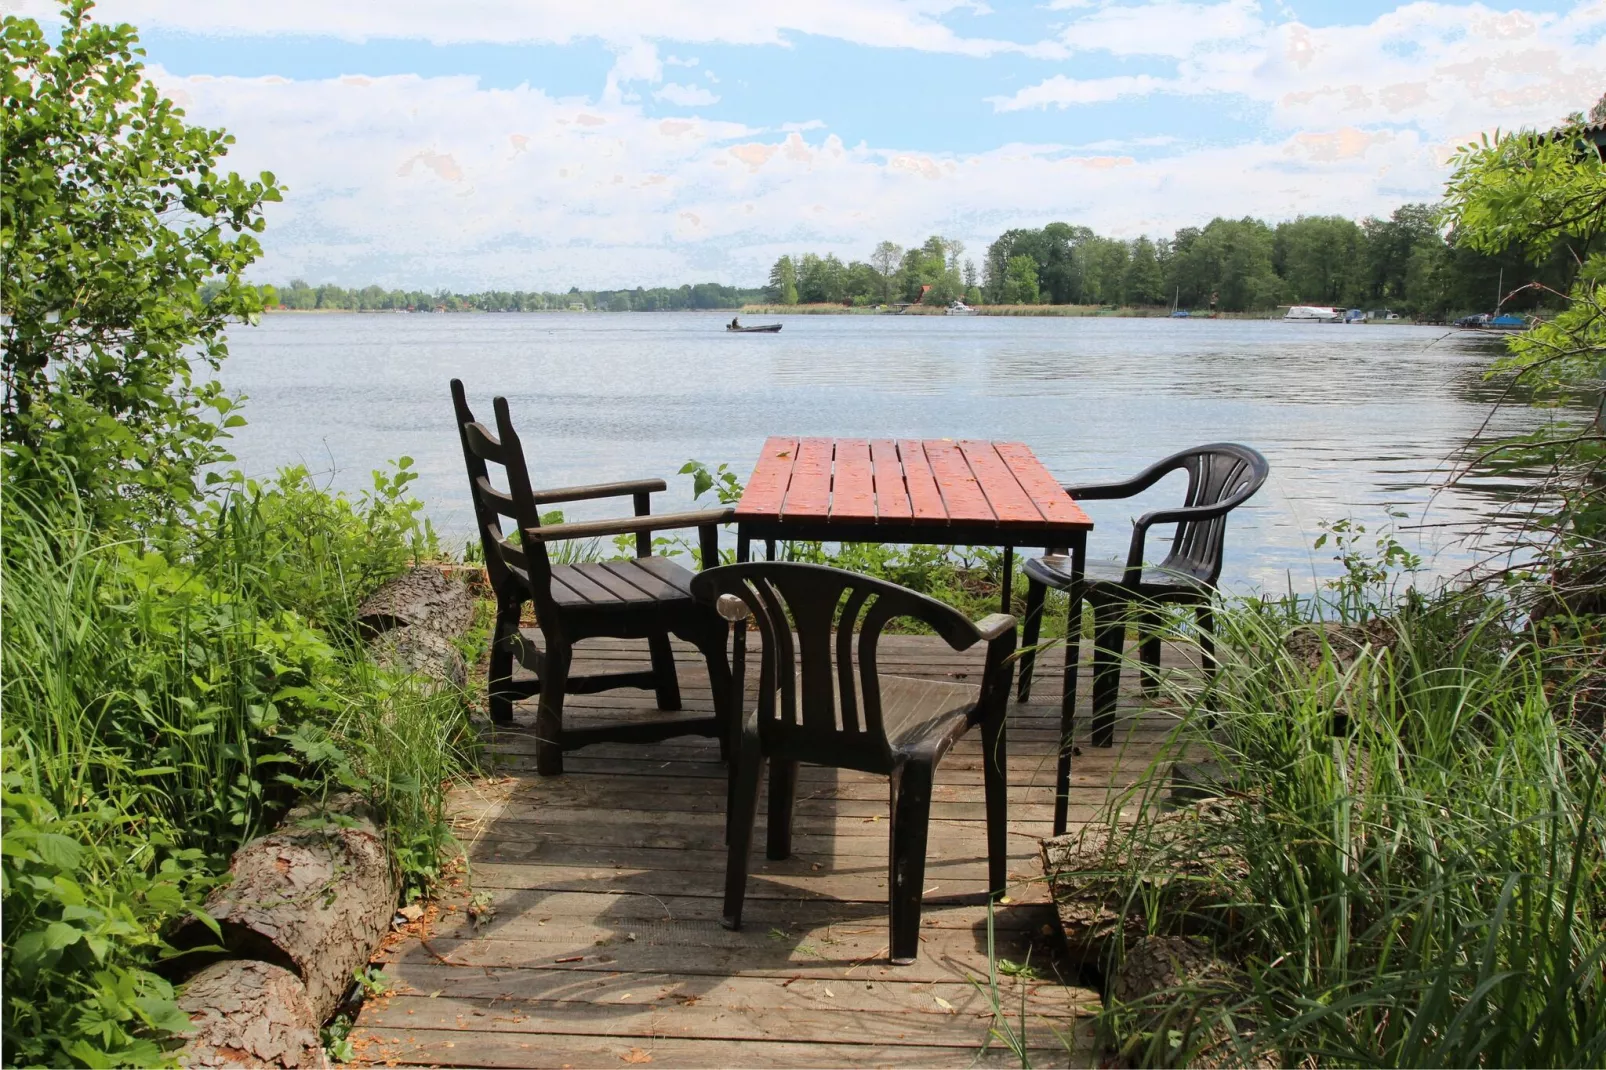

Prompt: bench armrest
[526,478,668,506]
[523,506,734,542]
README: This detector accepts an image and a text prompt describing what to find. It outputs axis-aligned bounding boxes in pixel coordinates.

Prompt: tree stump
[1110,935,1272,1069]
[355,567,474,641]
[1040,801,1245,962]
[177,960,328,1069]
[188,795,395,1022]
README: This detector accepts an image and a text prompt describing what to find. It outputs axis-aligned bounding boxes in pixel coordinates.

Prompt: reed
[1094,584,1606,1067]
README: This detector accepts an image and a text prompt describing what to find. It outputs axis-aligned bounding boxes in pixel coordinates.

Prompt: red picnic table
[732,437,1093,612]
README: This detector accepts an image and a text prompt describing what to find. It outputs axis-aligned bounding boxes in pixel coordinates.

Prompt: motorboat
[1455,312,1529,331]
[726,323,782,333]
[1283,305,1342,322]
[945,300,978,316]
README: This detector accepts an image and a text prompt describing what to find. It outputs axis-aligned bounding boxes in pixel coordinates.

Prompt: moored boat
[1283,305,1342,322]
[945,300,978,316]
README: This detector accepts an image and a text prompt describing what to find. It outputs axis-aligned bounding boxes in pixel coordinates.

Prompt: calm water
[218,312,1553,591]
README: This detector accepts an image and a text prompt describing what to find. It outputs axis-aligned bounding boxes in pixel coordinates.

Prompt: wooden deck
[351,633,1185,1068]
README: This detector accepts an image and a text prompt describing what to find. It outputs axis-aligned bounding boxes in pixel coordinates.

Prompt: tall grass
[1094,586,1606,1067]
[1,465,478,1066]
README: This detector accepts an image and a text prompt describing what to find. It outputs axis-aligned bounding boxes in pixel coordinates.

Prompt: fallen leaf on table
[621,1048,653,1064]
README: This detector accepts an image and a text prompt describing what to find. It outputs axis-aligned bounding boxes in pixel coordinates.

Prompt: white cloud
[654,82,721,106]
[991,73,1177,109]
[14,0,1053,56]
[154,64,1482,291]
[1049,0,1265,58]
[995,1,1606,146]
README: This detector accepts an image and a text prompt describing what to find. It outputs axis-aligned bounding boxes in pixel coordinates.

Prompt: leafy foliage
[1,1,282,526]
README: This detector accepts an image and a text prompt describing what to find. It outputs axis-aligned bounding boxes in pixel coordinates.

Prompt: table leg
[765,538,777,562]
[1054,533,1089,836]
[999,545,1013,614]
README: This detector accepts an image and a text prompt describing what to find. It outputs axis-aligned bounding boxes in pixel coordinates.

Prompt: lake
[218,311,1554,592]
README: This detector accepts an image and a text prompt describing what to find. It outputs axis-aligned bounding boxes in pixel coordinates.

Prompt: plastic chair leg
[1017,578,1047,702]
[980,714,1008,898]
[722,731,764,931]
[888,761,934,965]
[1090,601,1124,748]
[766,760,797,860]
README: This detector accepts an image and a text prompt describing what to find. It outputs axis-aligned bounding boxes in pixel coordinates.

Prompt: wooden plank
[922,439,995,523]
[349,630,1191,1068]
[897,440,948,524]
[420,892,1059,931]
[734,436,798,520]
[868,439,911,522]
[547,565,620,605]
[344,1027,1090,1069]
[779,437,834,519]
[632,555,695,595]
[993,443,1093,530]
[959,440,1045,528]
[828,438,876,523]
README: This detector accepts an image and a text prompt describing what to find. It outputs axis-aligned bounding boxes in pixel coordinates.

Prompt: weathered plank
[735,436,798,519]
[828,439,877,523]
[350,633,1189,1069]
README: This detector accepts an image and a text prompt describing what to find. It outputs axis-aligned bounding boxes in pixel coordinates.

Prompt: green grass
[1,465,479,1067]
[1088,583,1606,1067]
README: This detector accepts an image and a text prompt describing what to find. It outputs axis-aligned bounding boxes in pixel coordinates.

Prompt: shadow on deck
[351,633,1190,1068]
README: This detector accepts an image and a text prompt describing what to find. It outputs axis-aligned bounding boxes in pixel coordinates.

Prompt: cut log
[355,567,475,641]
[367,624,467,690]
[1040,801,1244,963]
[1110,935,1272,1069]
[189,795,395,1022]
[178,959,328,1069]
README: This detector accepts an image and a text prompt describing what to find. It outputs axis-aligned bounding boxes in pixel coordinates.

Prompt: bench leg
[648,630,682,711]
[535,641,571,776]
[488,600,521,725]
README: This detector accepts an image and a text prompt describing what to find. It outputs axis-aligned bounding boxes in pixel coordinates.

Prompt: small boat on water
[726,323,782,333]
[945,300,978,316]
[1283,305,1342,322]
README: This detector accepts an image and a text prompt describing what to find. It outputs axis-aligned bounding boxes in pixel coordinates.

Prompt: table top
[734,437,1093,533]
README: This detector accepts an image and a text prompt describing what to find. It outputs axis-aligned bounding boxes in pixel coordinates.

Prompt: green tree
[1124,236,1166,305]
[1001,255,1041,304]
[2,1,282,526]
[1274,215,1366,304]
[1166,217,1282,311]
[766,254,798,304]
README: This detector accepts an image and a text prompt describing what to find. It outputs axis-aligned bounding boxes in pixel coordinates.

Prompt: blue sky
[20,0,1605,290]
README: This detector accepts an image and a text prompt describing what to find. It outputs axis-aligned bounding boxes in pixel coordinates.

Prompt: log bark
[177,960,328,1069]
[191,795,395,1022]
[355,567,475,641]
[367,624,468,689]
[1040,801,1245,962]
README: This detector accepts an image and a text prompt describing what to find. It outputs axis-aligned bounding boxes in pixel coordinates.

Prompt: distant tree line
[260,280,765,312]
[765,204,1589,316]
[253,200,1591,319]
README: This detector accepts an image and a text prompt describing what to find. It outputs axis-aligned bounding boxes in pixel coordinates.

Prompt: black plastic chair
[692,562,1016,965]
[452,380,736,774]
[1016,444,1268,829]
